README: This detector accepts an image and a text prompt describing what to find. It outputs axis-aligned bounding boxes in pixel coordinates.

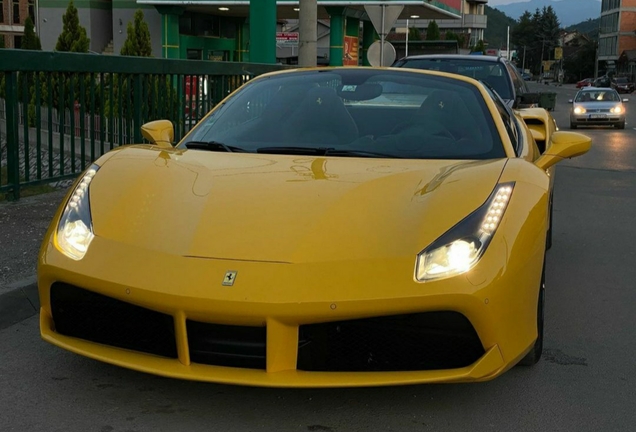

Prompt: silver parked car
[569,87,628,129]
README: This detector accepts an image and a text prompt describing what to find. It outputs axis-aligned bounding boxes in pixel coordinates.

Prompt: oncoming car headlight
[56,164,99,260]
[573,106,586,114]
[415,183,515,282]
[611,106,624,114]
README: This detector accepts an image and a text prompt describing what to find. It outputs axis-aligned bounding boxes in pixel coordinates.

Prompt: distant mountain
[566,18,600,39]
[494,0,601,27]
[484,6,518,49]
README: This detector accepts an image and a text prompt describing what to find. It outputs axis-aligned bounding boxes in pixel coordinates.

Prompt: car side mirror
[623,98,629,103]
[535,131,592,171]
[568,99,573,103]
[141,120,174,148]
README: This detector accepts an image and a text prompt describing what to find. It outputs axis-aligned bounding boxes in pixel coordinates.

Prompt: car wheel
[570,122,577,129]
[616,122,625,129]
[518,264,545,367]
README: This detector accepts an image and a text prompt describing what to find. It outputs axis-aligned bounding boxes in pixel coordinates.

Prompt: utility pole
[522,45,526,71]
[298,0,318,67]
[506,26,510,60]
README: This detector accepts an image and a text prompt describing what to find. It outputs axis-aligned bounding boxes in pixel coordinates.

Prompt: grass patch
[0,169,56,202]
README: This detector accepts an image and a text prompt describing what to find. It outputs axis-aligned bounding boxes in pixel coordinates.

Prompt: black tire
[570,122,577,129]
[518,265,545,366]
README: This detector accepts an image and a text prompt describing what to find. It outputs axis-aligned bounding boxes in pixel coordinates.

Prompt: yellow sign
[555,47,563,60]
[542,60,555,71]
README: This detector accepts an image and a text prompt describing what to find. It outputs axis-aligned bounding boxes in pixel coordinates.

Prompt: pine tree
[121,10,152,57]
[55,0,90,52]
[408,27,422,41]
[472,40,486,54]
[23,17,42,50]
[426,20,440,41]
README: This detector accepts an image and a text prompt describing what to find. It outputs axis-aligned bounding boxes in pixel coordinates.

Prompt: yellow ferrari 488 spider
[38,68,591,387]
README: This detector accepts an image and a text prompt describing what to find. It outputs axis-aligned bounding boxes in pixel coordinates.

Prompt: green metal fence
[0,49,288,200]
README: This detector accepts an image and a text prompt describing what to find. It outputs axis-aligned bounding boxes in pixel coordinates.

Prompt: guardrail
[0,50,288,200]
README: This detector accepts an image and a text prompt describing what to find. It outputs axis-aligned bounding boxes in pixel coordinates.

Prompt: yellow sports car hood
[90,147,506,263]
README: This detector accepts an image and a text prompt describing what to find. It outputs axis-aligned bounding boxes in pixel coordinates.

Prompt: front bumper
[39,222,544,387]
[570,113,624,125]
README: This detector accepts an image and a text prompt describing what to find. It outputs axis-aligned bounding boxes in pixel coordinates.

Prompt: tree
[55,0,90,53]
[23,17,42,50]
[563,39,596,82]
[426,20,440,41]
[445,31,466,48]
[471,40,486,54]
[510,7,562,76]
[121,10,152,57]
[408,27,422,41]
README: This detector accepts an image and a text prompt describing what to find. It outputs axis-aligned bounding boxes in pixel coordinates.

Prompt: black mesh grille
[50,283,177,358]
[187,320,266,369]
[297,312,484,372]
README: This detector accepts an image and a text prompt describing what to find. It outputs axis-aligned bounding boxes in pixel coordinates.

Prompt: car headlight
[611,106,623,114]
[415,183,514,282]
[56,164,99,260]
[573,106,586,114]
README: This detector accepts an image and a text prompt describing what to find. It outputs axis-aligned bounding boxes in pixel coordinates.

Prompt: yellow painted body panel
[38,153,547,387]
[37,67,588,387]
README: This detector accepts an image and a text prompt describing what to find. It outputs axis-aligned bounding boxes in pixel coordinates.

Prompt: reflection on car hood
[90,146,506,263]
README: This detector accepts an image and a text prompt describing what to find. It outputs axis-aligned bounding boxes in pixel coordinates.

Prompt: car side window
[483,84,521,155]
[505,61,529,99]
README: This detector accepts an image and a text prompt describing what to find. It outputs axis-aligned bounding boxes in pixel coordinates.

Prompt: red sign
[343,36,359,66]
[276,32,299,46]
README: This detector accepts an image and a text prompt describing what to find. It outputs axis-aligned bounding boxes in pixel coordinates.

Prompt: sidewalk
[0,189,68,329]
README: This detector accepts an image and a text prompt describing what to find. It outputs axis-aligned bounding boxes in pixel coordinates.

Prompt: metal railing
[0,49,288,200]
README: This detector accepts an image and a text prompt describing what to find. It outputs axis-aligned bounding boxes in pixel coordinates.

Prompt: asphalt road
[1,84,636,432]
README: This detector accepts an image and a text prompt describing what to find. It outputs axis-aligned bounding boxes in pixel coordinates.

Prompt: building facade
[0,0,35,48]
[35,0,461,65]
[598,0,636,70]
[395,0,487,49]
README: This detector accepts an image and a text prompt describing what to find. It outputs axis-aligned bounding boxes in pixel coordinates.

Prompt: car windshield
[615,77,628,83]
[181,69,505,160]
[575,90,620,102]
[392,58,513,101]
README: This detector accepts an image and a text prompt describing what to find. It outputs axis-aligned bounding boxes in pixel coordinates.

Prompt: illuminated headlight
[56,164,99,260]
[573,106,586,114]
[416,183,514,282]
[611,105,623,114]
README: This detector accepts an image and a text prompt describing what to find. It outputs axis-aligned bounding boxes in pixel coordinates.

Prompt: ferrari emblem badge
[222,271,237,286]
[317,98,322,105]
[439,101,444,109]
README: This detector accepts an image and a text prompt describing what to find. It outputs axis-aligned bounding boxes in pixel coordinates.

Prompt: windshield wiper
[257,146,397,158]
[324,149,399,158]
[184,141,247,153]
[257,146,328,155]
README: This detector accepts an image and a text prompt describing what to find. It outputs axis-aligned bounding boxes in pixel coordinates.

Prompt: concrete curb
[0,276,39,330]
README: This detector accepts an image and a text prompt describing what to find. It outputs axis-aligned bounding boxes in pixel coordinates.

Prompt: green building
[36,0,461,64]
